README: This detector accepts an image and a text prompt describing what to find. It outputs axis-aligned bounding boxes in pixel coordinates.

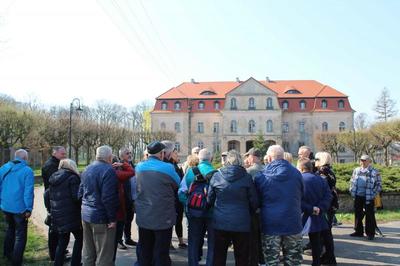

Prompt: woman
[45,159,82,266]
[208,150,258,266]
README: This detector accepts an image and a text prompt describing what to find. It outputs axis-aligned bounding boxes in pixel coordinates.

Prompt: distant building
[151,77,355,161]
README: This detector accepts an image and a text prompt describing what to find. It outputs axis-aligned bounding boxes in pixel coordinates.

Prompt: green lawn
[336,208,400,224]
[0,213,49,265]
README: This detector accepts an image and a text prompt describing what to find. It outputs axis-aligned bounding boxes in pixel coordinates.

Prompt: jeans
[214,230,250,266]
[187,217,215,266]
[138,227,172,266]
[54,229,83,266]
[3,212,28,266]
[354,196,376,236]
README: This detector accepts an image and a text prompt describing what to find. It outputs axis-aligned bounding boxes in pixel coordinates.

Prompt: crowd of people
[0,141,382,266]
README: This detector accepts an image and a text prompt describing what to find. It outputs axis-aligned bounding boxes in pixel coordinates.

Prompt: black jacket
[45,168,81,232]
[42,156,60,190]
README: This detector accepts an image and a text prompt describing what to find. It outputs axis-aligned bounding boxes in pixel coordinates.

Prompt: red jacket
[115,162,134,221]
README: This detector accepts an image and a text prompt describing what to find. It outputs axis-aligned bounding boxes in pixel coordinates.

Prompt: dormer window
[338,100,345,109]
[200,90,216,95]
[198,101,205,110]
[285,89,301,94]
[174,101,181,110]
[161,101,168,110]
[321,99,328,109]
[214,101,220,110]
[300,100,306,110]
[248,97,255,110]
[282,100,289,110]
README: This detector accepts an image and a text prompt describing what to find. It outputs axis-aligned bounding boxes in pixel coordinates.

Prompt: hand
[107,222,116,229]
[312,206,320,215]
[24,211,31,219]
[112,162,123,168]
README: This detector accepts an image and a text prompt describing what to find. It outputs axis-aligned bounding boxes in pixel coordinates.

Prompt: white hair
[96,145,113,161]
[198,148,212,162]
[59,159,79,176]
[267,145,284,161]
[15,149,28,160]
[118,147,130,158]
[161,140,175,157]
[225,150,243,166]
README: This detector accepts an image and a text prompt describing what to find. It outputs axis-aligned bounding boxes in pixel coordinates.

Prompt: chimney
[191,78,196,84]
[266,76,270,83]
[236,77,240,83]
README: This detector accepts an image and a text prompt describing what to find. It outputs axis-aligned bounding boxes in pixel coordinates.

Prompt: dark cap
[147,141,166,155]
[245,147,262,158]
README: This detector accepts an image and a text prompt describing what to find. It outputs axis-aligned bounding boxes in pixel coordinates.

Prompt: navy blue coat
[208,165,258,232]
[79,161,119,224]
[301,172,332,233]
[254,159,304,236]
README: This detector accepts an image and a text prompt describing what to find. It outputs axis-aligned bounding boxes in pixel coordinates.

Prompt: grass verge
[336,208,400,224]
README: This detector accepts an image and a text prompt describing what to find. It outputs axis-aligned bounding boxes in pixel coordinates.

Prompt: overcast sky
[0,0,399,121]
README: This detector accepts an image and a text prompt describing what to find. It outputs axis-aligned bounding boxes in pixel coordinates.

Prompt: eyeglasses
[125,152,132,155]
[360,159,366,162]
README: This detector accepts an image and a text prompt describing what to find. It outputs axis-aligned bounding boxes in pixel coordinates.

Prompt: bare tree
[354,113,369,130]
[374,87,398,122]
[315,133,342,162]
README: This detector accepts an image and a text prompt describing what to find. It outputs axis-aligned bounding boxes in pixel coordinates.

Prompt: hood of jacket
[49,168,76,186]
[264,159,295,182]
[219,165,248,182]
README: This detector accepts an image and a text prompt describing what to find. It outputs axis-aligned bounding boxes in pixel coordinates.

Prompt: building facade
[151,77,354,161]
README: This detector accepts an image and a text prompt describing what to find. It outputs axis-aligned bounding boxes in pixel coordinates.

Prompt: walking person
[349,155,382,240]
[135,141,180,266]
[208,150,259,266]
[0,149,34,266]
[79,145,119,266]
[45,159,83,266]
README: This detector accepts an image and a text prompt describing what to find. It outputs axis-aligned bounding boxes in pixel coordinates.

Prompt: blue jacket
[208,165,259,232]
[0,158,34,214]
[254,159,304,236]
[79,161,119,224]
[135,156,180,230]
[350,165,382,204]
[301,172,332,234]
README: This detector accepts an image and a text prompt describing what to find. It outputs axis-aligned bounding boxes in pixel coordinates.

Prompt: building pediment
[227,77,277,96]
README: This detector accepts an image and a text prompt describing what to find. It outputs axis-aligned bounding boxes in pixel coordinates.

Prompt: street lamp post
[69,98,83,158]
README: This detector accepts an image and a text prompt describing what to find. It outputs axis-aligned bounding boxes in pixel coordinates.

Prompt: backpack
[187,167,217,218]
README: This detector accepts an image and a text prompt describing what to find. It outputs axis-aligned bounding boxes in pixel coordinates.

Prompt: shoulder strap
[192,167,204,181]
[1,160,21,184]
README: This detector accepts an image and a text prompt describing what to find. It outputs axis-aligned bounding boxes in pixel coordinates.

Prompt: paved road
[32,187,400,265]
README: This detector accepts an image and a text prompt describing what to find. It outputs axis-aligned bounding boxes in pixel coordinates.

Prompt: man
[349,155,381,240]
[254,145,304,265]
[245,147,265,266]
[41,146,67,261]
[182,146,201,174]
[79,145,119,266]
[0,149,34,266]
[135,141,180,266]
[178,148,215,266]
[221,151,228,167]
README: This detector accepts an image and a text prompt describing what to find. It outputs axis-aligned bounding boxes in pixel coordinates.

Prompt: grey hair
[198,148,212,162]
[267,145,284,161]
[96,145,113,161]
[15,149,28,160]
[119,147,130,158]
[225,150,243,166]
[59,159,79,176]
[52,146,65,154]
[161,140,175,157]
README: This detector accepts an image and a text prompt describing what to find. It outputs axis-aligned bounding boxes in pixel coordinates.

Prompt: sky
[0,0,399,120]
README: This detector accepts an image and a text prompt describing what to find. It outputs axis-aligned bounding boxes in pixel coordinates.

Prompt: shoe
[170,244,176,250]
[125,239,137,246]
[320,254,337,265]
[118,242,127,250]
[178,243,187,249]
[367,235,375,240]
[332,221,342,226]
[350,232,364,237]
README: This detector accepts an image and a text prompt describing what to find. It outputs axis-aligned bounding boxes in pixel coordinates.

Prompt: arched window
[321,99,328,109]
[248,97,255,110]
[197,140,204,149]
[339,122,346,132]
[266,97,273,110]
[160,122,166,131]
[161,101,168,110]
[266,120,273,132]
[322,122,328,132]
[230,98,237,110]
[338,100,345,109]
[230,120,237,133]
[175,142,181,152]
[299,100,306,110]
[198,101,205,110]
[214,101,220,110]
[174,101,181,110]
[282,100,289,110]
[248,120,256,133]
[174,122,181,133]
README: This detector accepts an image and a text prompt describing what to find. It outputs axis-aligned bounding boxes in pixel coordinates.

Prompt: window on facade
[282,100,289,110]
[339,146,346,153]
[198,140,204,149]
[248,97,255,110]
[266,97,273,110]
[338,100,345,109]
[321,99,328,109]
[198,101,205,110]
[161,101,168,110]
[300,100,306,110]
[283,141,290,152]
[282,122,289,133]
[175,142,181,152]
[339,159,346,163]
[214,101,220,110]
[339,122,346,132]
[248,120,256,133]
[230,120,237,133]
[230,98,237,110]
[213,122,219,134]
[174,101,181,110]
[322,122,328,132]
[197,122,204,133]
[174,122,181,133]
[160,122,166,131]
[213,141,221,153]
[266,120,273,132]
[299,122,305,133]
[298,142,305,148]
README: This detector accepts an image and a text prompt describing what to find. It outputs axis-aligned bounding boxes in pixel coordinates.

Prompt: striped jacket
[350,165,382,204]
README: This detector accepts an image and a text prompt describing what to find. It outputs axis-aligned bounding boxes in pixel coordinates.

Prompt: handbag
[374,193,383,209]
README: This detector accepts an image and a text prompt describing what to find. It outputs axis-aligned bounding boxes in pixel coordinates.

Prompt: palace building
[151,77,354,161]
